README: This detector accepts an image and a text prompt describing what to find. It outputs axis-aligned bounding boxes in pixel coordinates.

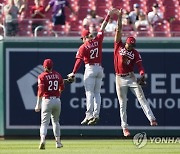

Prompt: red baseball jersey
[30,5,45,19]
[75,31,104,64]
[114,41,144,75]
[37,70,64,98]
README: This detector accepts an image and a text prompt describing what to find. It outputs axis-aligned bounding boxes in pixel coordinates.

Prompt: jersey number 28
[48,80,59,91]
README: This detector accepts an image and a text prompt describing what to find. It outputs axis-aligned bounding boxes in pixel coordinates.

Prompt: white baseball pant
[83,64,104,120]
[40,97,61,138]
[115,72,156,129]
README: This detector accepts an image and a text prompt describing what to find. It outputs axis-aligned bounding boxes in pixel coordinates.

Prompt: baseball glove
[137,76,147,87]
[64,76,75,84]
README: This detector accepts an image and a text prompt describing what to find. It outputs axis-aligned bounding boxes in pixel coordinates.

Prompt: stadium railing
[0,18,180,38]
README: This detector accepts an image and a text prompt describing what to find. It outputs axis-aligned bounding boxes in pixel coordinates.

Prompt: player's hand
[67,72,75,78]
[137,75,147,87]
[108,8,119,16]
[35,104,41,112]
[35,10,40,14]
[116,8,123,16]
[64,75,76,84]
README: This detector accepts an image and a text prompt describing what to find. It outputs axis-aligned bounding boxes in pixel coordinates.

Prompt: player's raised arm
[99,8,118,31]
[115,9,123,43]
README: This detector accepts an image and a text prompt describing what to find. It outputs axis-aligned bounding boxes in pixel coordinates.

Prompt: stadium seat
[96,6,108,18]
[96,0,112,11]
[112,0,129,10]
[122,25,136,37]
[162,0,176,6]
[68,20,82,36]
[96,0,112,17]
[69,21,81,31]
[78,0,90,7]
[170,19,180,36]
[163,0,180,20]
[136,25,153,37]
[96,0,109,6]
[34,30,49,37]
[66,8,78,22]
[79,0,96,10]
[77,6,90,20]
[163,7,179,21]
[55,22,71,36]
[17,19,33,37]
[122,31,136,37]
[153,20,171,37]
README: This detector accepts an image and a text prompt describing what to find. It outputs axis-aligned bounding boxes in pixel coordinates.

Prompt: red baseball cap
[43,59,53,69]
[81,29,90,38]
[126,36,136,45]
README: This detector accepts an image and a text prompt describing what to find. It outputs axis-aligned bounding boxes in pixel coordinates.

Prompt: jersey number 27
[90,48,98,59]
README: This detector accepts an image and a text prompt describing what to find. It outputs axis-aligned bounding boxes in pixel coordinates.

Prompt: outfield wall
[0,41,4,136]
[0,37,180,137]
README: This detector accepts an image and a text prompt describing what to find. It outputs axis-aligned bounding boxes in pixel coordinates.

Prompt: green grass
[0,139,180,154]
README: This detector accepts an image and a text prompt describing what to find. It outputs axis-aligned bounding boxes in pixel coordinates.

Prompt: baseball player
[35,59,64,149]
[113,9,158,137]
[68,8,118,126]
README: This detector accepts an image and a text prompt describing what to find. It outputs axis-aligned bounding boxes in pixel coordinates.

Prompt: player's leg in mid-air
[115,75,130,137]
[130,85,157,126]
[88,66,104,125]
[81,65,96,125]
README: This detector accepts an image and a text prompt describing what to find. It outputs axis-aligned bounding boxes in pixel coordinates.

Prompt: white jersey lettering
[85,41,98,49]
[45,74,60,80]
[119,48,135,59]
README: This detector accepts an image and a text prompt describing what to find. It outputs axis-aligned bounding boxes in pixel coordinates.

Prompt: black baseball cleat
[81,117,93,125]
[56,142,63,148]
[87,117,99,125]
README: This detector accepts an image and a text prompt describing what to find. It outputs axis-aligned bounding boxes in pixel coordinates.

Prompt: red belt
[44,96,59,99]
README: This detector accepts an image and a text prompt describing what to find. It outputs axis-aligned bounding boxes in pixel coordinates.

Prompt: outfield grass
[0,139,180,154]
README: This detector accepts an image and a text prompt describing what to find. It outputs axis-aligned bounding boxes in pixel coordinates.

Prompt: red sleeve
[59,75,65,91]
[76,45,85,60]
[73,58,83,73]
[135,51,145,75]
[37,75,44,97]
[114,40,123,54]
[136,61,145,75]
[96,30,104,42]
[40,6,45,14]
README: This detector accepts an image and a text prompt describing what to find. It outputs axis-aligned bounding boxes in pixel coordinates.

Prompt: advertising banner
[5,48,180,130]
